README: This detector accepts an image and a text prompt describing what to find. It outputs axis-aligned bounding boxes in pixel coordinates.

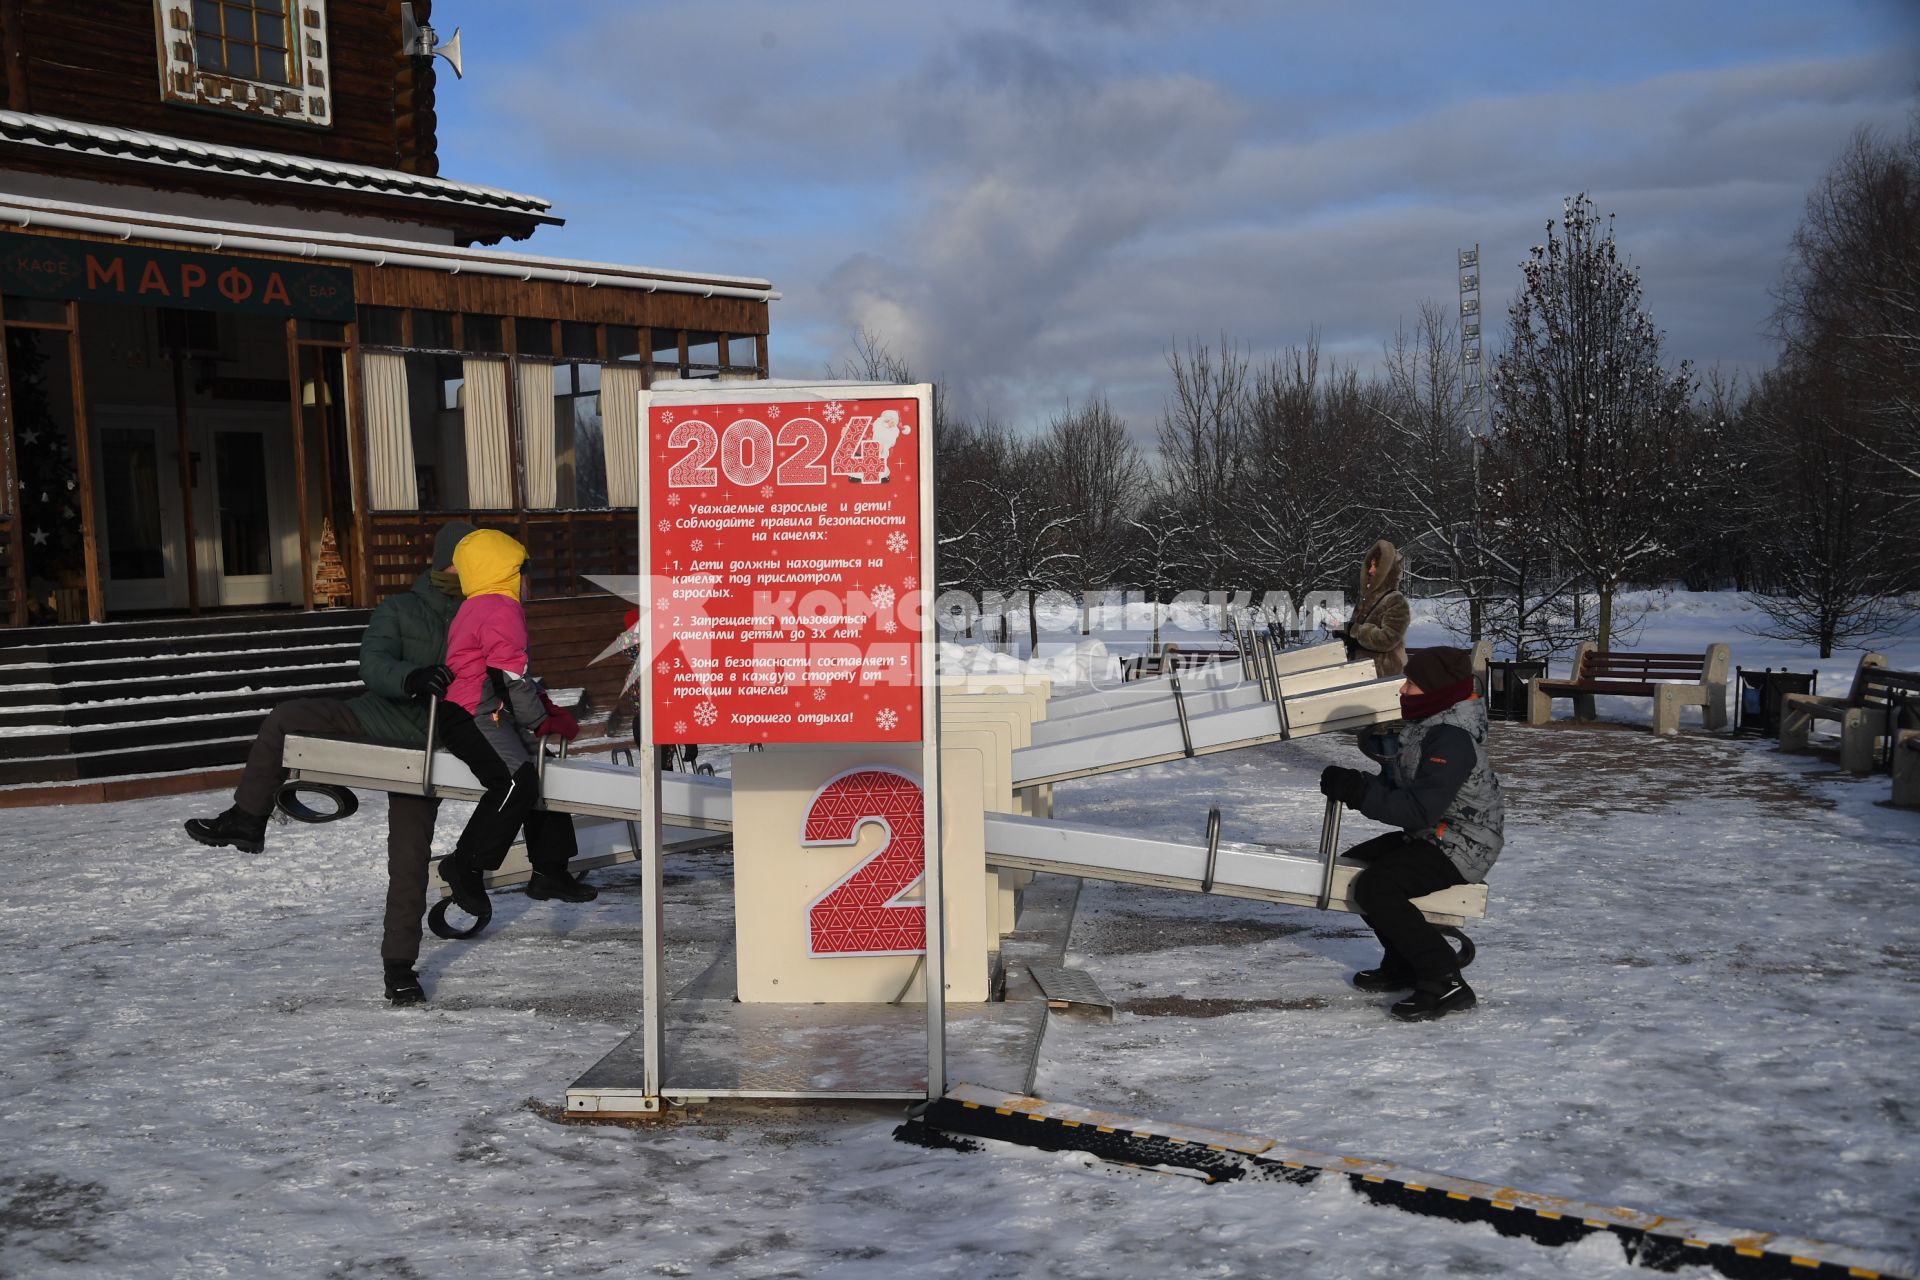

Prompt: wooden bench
[1121,643,1239,682]
[1528,642,1730,735]
[1780,655,1920,775]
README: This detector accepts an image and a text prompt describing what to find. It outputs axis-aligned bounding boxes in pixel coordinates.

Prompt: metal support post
[1170,673,1195,758]
[1315,796,1344,911]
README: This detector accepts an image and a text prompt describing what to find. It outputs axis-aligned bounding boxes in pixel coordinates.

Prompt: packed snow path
[0,723,1914,1276]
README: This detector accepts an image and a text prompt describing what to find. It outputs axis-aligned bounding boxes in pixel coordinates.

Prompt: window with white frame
[154,0,334,126]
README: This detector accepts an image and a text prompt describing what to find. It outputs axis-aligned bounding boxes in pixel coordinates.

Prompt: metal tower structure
[1457,245,1487,437]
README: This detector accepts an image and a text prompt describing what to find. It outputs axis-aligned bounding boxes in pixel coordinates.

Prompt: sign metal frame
[635,380,944,1107]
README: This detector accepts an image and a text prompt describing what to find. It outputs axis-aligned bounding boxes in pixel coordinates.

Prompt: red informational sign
[648,395,925,744]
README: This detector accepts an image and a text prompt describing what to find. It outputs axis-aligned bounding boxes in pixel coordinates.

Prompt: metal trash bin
[1734,667,1816,737]
[1484,660,1546,722]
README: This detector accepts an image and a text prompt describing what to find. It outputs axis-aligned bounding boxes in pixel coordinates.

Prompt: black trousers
[1345,831,1469,984]
[229,696,441,964]
[439,704,578,877]
[233,697,365,816]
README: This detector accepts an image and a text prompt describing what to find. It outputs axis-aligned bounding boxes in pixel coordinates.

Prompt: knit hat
[431,520,480,570]
[1405,646,1473,690]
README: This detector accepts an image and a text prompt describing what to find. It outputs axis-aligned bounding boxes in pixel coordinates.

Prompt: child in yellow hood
[435,529,596,921]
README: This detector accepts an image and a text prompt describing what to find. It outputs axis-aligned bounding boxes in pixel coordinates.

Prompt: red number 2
[802,768,924,956]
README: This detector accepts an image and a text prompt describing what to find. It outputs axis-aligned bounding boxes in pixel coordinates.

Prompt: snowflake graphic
[673,720,687,736]
[869,584,896,612]
[885,531,909,555]
[877,617,897,634]
[655,596,670,612]
[767,405,783,419]
[812,687,828,702]
[660,410,675,424]
[656,660,672,677]
[690,538,704,553]
[657,519,672,533]
[876,707,899,732]
[760,485,774,499]
[822,401,847,424]
[693,701,719,728]
[902,574,917,591]
[667,492,682,508]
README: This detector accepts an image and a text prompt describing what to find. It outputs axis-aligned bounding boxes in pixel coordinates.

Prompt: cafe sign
[0,232,355,322]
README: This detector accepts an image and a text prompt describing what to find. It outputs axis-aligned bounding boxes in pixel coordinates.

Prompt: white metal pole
[919,383,947,1100]
[636,387,666,1109]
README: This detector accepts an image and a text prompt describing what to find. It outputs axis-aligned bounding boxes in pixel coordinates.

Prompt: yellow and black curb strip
[895,1084,1913,1280]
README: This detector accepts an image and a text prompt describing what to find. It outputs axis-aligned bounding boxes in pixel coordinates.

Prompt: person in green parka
[184,520,477,1006]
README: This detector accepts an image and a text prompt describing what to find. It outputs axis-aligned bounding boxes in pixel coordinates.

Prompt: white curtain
[601,364,643,508]
[460,358,512,509]
[517,360,557,508]
[362,352,417,510]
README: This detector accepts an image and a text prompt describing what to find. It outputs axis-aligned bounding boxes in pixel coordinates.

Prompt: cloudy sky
[434,0,1919,437]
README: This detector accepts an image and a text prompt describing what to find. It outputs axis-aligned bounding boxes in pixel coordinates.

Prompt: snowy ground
[2,592,1917,1277]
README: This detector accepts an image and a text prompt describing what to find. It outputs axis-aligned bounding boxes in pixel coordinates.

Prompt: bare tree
[1489,194,1696,650]
[1126,490,1198,646]
[826,326,915,384]
[1156,338,1252,590]
[1772,118,1920,586]
[1377,300,1496,640]
[1738,364,1912,657]
[1477,431,1590,661]
[1042,397,1146,632]
[962,436,1079,655]
[1236,339,1374,618]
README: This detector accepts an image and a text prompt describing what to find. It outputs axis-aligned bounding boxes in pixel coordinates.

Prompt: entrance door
[91,408,188,612]
[90,406,300,611]
[191,414,298,608]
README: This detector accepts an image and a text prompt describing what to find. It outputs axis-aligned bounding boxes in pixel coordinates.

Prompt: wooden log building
[0,0,776,795]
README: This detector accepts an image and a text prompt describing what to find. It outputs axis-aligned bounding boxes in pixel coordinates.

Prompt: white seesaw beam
[1012,677,1402,788]
[1029,658,1378,746]
[282,735,736,830]
[982,811,1486,927]
[1042,640,1350,721]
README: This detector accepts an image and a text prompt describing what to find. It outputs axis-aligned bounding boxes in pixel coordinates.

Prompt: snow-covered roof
[0,109,553,218]
[0,191,780,302]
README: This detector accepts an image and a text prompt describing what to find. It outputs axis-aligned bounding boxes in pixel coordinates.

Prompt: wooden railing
[366,509,637,604]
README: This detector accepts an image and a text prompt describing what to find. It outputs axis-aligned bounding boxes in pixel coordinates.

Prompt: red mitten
[537,706,580,742]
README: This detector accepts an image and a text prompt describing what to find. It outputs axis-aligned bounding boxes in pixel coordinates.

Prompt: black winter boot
[1352,959,1416,993]
[526,870,598,903]
[383,959,425,1006]
[439,856,491,918]
[184,805,269,854]
[1390,973,1477,1022]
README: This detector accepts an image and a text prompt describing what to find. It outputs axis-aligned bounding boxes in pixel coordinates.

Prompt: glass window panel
[257,9,286,45]
[357,306,403,346]
[515,318,554,356]
[6,331,86,595]
[214,431,272,577]
[195,33,225,71]
[561,321,598,360]
[194,0,220,32]
[3,296,68,325]
[552,363,606,508]
[460,314,503,353]
[259,50,285,83]
[402,354,470,513]
[101,428,167,581]
[685,332,720,378]
[410,309,454,350]
[606,326,640,361]
[296,318,347,342]
[651,331,681,361]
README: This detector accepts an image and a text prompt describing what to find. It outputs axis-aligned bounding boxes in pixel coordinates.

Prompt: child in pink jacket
[435,529,595,921]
